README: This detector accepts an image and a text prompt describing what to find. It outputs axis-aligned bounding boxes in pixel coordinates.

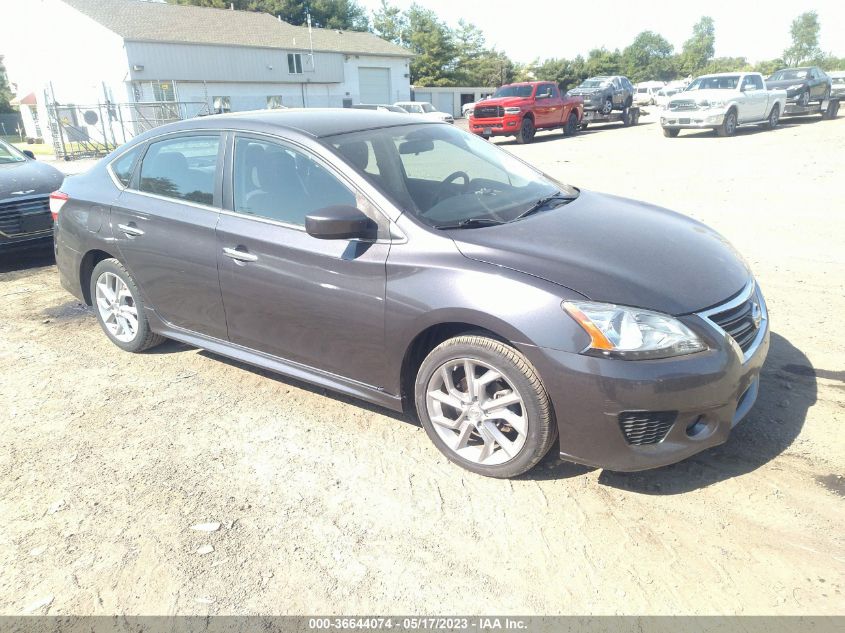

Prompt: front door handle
[117,223,144,237]
[223,247,258,263]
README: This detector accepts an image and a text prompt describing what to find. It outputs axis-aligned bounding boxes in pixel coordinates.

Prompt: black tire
[766,103,780,129]
[663,127,680,138]
[822,99,838,120]
[563,112,579,136]
[798,89,810,107]
[89,258,165,353]
[516,116,535,144]
[621,107,632,127]
[414,334,557,478]
[579,123,589,130]
[716,109,738,137]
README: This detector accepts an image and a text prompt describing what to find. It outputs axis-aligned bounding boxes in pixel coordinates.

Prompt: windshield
[686,75,740,91]
[403,104,423,114]
[325,123,575,229]
[769,69,809,81]
[578,78,610,89]
[385,105,408,113]
[0,140,27,164]
[831,76,845,85]
[493,85,534,98]
[420,103,435,113]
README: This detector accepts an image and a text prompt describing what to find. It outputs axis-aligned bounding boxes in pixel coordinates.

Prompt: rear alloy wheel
[564,112,579,136]
[601,98,613,115]
[766,104,780,129]
[415,335,557,478]
[716,110,738,137]
[90,258,164,353]
[516,117,535,144]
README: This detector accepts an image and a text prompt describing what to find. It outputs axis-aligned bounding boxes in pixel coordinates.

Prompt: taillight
[49,191,68,221]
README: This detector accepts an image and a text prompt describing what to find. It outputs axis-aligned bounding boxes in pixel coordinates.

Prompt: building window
[288,53,303,74]
[266,96,284,109]
[213,96,231,114]
[152,81,176,102]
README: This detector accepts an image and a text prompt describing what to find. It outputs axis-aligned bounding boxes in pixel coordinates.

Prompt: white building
[411,86,495,118]
[3,0,412,145]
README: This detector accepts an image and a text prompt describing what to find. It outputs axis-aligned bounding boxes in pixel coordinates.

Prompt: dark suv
[567,76,635,113]
[52,110,768,478]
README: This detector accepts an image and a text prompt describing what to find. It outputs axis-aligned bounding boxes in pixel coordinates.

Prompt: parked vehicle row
[50,108,770,478]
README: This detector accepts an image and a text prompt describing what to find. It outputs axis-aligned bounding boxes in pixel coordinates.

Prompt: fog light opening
[686,416,712,439]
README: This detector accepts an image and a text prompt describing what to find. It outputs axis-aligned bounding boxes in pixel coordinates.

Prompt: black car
[0,140,64,252]
[765,67,831,107]
[566,76,634,113]
[52,110,768,478]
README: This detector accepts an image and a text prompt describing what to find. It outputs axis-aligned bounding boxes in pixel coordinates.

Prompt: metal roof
[61,0,411,57]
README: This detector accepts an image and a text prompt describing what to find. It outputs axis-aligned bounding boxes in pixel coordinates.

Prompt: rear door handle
[223,247,258,262]
[117,223,144,237]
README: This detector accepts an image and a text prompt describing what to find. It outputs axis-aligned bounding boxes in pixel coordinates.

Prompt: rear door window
[138,135,220,205]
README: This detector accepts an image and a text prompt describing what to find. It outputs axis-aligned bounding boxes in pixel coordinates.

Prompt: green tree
[0,56,15,114]
[585,48,624,77]
[753,58,785,77]
[405,4,458,86]
[530,55,587,91]
[622,31,675,82]
[783,11,823,66]
[167,0,370,31]
[679,16,715,76]
[701,57,750,74]
[371,0,407,44]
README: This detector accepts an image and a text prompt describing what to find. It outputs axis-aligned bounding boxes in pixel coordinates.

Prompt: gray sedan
[52,110,768,478]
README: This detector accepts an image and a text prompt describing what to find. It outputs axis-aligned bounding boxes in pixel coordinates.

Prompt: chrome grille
[0,196,50,236]
[669,100,697,111]
[700,281,766,359]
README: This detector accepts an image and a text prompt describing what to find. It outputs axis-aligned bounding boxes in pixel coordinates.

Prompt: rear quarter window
[110,146,143,187]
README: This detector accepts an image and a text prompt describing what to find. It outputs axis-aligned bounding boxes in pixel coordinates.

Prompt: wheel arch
[79,248,120,305]
[399,320,516,414]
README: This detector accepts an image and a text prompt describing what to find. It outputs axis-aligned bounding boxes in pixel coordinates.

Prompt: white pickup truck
[660,72,787,137]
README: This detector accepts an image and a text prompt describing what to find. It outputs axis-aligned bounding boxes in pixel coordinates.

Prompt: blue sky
[358,0,845,64]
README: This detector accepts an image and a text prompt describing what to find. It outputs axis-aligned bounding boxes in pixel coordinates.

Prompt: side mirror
[23,150,36,160]
[305,205,377,240]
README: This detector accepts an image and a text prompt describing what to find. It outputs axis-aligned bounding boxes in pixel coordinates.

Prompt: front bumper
[522,285,770,472]
[660,108,727,129]
[469,115,522,136]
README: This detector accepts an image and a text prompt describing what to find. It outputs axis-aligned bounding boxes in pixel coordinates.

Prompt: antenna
[307,12,315,71]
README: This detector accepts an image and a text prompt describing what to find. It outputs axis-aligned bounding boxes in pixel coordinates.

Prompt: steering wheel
[432,171,471,206]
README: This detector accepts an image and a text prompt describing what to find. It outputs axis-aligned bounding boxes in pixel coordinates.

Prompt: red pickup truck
[468,81,584,144]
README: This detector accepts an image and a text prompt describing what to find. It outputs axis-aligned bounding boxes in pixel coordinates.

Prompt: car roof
[139,108,437,139]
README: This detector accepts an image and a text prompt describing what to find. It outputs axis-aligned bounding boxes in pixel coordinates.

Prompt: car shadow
[593,332,815,493]
[194,349,414,426]
[0,243,55,273]
[670,118,818,139]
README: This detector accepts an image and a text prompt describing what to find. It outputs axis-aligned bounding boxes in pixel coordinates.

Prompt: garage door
[359,67,391,104]
[436,93,453,116]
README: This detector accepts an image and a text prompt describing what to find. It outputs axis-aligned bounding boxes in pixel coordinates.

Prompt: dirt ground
[1,112,843,616]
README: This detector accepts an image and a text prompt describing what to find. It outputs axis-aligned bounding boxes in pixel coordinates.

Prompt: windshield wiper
[513,193,577,222]
[434,217,506,230]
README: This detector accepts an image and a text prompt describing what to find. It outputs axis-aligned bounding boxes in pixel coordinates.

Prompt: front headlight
[699,99,724,108]
[563,301,707,360]
[504,107,521,115]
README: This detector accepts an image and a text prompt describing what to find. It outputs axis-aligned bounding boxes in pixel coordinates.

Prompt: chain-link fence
[46,100,210,160]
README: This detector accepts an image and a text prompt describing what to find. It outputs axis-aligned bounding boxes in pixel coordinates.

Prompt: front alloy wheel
[415,334,557,478]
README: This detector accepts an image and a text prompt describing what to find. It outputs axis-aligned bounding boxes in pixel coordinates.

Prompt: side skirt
[146,309,404,413]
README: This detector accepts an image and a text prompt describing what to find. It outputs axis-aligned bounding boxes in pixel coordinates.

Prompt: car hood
[476,97,533,108]
[568,87,605,95]
[765,79,807,90]
[668,89,734,104]
[449,190,750,315]
[0,159,64,200]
